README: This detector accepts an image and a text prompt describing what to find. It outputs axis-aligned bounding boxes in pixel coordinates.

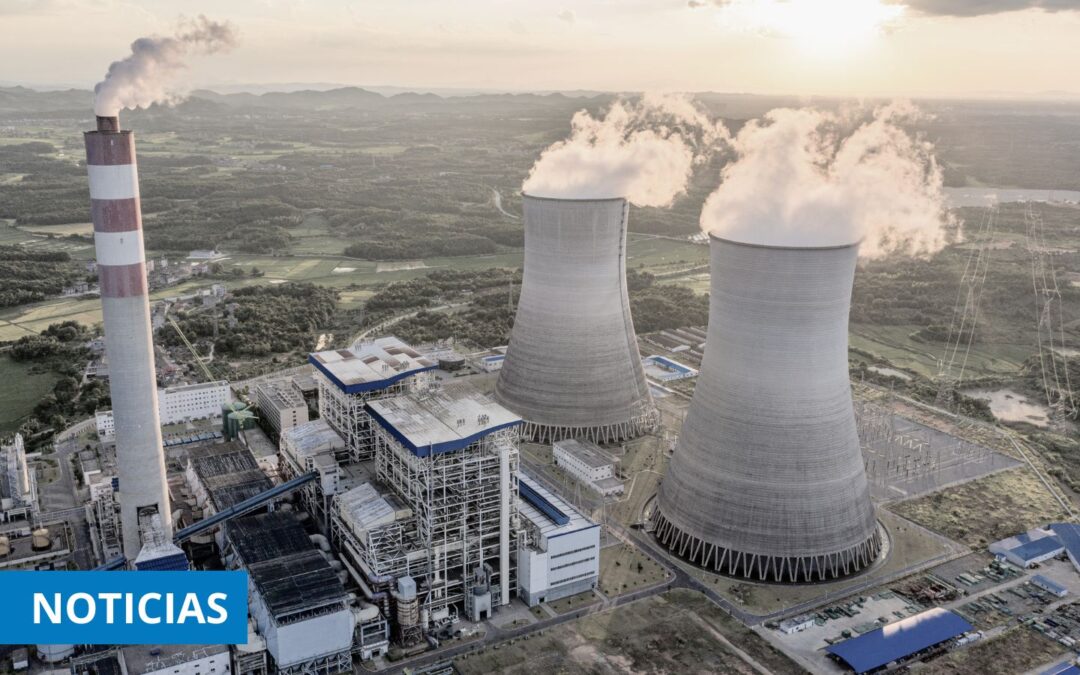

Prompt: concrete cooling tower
[655,235,880,582]
[85,115,171,558]
[494,195,657,444]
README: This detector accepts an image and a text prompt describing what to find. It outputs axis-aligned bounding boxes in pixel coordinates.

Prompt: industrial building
[279,419,347,532]
[641,355,698,383]
[495,195,657,444]
[1,434,37,523]
[255,379,309,441]
[311,337,436,461]
[120,644,230,675]
[552,438,623,497]
[1050,523,1080,574]
[331,382,520,630]
[516,474,601,606]
[84,114,172,558]
[656,236,880,582]
[95,380,232,441]
[989,528,1064,568]
[1033,574,1069,598]
[825,607,973,673]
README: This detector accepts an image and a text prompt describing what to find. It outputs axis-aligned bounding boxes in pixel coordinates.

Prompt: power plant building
[84,114,171,558]
[331,382,520,627]
[311,337,436,462]
[95,380,232,441]
[552,438,623,497]
[279,419,347,532]
[495,195,657,444]
[255,379,309,441]
[1,434,37,523]
[516,474,601,606]
[656,235,880,582]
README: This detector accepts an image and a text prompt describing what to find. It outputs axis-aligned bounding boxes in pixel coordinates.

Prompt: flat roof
[554,438,616,469]
[366,382,521,457]
[281,419,344,459]
[825,608,973,674]
[122,644,229,675]
[309,336,436,394]
[517,473,597,539]
[187,442,273,510]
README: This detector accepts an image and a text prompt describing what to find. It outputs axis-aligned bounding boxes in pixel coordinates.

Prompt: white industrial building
[516,474,601,607]
[642,355,699,383]
[95,380,232,441]
[279,419,347,532]
[331,382,520,631]
[552,438,623,497]
[310,336,436,462]
[255,379,308,440]
[1,434,37,523]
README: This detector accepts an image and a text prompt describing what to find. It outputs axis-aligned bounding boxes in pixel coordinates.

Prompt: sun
[715,0,904,57]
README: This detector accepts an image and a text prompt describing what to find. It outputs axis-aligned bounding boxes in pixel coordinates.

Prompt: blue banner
[0,571,249,645]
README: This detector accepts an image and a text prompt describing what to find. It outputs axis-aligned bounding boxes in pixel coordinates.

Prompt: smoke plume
[93,16,238,117]
[700,102,955,258]
[522,94,729,208]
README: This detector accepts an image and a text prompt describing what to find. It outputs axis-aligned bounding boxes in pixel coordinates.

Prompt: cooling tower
[85,114,171,558]
[655,235,880,582]
[494,195,657,444]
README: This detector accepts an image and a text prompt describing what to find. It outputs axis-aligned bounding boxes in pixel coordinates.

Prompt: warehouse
[517,474,601,607]
[255,379,309,441]
[825,607,974,673]
[310,337,436,462]
[989,528,1064,568]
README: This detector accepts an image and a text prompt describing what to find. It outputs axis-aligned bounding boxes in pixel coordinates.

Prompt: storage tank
[0,535,9,557]
[495,195,657,444]
[31,528,51,551]
[655,235,880,582]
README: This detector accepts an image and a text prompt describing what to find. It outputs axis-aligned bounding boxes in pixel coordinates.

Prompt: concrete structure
[95,380,231,441]
[552,438,623,497]
[85,114,170,558]
[989,528,1063,568]
[311,337,436,462]
[332,382,520,625]
[495,195,657,444]
[121,644,230,675]
[255,379,308,441]
[778,615,816,635]
[279,419,346,531]
[1,434,37,523]
[656,236,880,582]
[516,474,601,607]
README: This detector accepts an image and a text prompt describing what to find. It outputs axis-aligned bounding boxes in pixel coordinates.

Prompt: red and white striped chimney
[85,114,171,559]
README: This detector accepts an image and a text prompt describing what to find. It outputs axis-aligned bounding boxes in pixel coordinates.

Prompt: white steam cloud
[522,94,729,208]
[700,102,954,258]
[93,16,238,117]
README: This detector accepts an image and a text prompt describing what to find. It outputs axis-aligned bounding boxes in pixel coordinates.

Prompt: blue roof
[1010,536,1064,562]
[1032,574,1068,595]
[134,552,189,571]
[825,608,972,674]
[1051,523,1080,562]
[519,480,570,526]
[1041,664,1080,675]
[309,353,436,394]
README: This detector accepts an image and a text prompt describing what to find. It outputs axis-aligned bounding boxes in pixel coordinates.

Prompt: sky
[1,0,1078,98]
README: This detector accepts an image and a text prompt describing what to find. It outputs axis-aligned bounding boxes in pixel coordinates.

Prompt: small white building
[96,380,232,441]
[517,474,601,606]
[553,438,623,497]
[778,615,816,634]
[255,379,309,440]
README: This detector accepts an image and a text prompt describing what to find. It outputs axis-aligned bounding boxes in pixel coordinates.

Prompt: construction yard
[455,590,804,675]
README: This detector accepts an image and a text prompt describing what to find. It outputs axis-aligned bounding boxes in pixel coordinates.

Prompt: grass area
[455,590,804,675]
[890,467,1068,548]
[17,222,94,237]
[597,543,671,597]
[0,356,58,435]
[930,626,1065,674]
[608,432,669,526]
[691,509,958,616]
[547,591,600,615]
[849,323,1031,380]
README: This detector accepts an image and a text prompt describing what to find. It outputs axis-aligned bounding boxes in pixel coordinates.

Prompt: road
[36,434,94,570]
[488,187,519,220]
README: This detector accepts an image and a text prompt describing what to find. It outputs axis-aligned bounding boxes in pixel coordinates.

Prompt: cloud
[687,0,708,6]
[556,8,576,23]
[93,15,238,116]
[897,0,1080,16]
[523,94,730,207]
[700,102,956,259]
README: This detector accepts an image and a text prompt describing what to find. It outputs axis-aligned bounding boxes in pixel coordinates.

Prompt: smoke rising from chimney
[523,94,729,208]
[700,102,955,258]
[93,16,238,117]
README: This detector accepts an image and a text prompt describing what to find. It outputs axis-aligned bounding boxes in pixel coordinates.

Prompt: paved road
[36,435,94,570]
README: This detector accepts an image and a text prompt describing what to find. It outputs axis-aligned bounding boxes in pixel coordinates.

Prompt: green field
[0,356,58,434]
[850,323,1032,379]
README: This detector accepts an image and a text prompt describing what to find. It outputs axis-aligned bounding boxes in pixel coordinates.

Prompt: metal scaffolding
[316,373,425,462]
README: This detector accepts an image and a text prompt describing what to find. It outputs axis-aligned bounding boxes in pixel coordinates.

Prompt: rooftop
[518,473,597,540]
[281,419,345,459]
[1032,574,1068,595]
[825,607,973,674]
[256,378,305,409]
[1051,523,1080,564]
[122,644,229,675]
[187,442,273,511]
[336,482,412,537]
[554,438,616,469]
[1009,536,1064,562]
[366,382,521,457]
[309,336,436,394]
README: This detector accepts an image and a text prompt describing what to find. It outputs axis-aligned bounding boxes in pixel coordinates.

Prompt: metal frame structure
[316,373,426,463]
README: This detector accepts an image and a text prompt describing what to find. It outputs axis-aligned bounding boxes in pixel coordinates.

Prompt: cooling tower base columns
[653,511,883,583]
[521,411,659,446]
